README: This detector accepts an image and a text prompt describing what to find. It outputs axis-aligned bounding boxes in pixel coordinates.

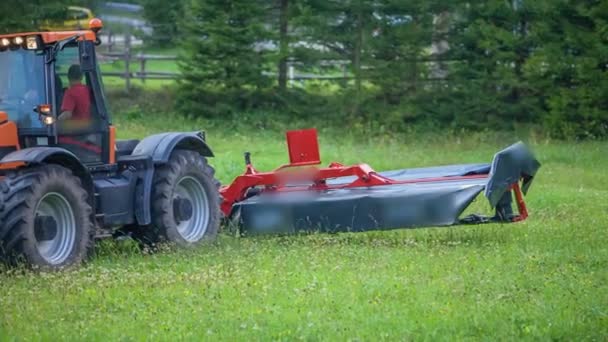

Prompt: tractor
[0,19,220,270]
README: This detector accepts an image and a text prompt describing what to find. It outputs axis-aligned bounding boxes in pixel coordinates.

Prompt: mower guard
[221,129,540,235]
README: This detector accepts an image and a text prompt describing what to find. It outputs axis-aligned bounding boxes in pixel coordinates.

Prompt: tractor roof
[0,18,102,45]
[0,30,97,44]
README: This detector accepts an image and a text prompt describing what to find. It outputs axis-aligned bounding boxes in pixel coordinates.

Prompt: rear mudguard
[132,132,213,165]
[130,131,214,225]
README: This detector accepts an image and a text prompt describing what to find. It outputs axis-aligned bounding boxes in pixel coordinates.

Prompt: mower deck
[220,129,540,235]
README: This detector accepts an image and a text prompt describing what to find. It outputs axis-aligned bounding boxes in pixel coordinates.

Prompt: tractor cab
[0,20,113,165]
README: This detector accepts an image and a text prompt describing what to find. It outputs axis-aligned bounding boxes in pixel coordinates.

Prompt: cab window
[54,45,104,164]
[0,50,45,129]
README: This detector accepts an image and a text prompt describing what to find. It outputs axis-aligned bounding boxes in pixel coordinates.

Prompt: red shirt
[61,83,91,120]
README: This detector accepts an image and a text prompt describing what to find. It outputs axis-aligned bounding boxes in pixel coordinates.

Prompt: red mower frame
[219,129,528,221]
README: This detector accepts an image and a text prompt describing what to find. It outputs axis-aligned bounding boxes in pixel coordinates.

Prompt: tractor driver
[57,64,100,162]
[58,64,91,128]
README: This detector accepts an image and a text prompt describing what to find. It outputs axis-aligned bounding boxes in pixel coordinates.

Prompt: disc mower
[0,20,220,270]
[220,129,540,235]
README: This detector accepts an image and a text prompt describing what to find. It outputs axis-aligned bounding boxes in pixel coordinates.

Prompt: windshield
[0,49,46,129]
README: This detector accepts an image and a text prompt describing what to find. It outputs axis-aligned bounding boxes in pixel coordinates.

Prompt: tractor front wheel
[148,150,220,247]
[0,165,94,270]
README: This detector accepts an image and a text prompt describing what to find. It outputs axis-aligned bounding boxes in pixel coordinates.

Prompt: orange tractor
[0,20,220,270]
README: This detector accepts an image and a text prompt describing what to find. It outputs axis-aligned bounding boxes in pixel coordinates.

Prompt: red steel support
[511,182,529,222]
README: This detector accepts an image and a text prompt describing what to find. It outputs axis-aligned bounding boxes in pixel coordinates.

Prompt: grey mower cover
[231,142,540,235]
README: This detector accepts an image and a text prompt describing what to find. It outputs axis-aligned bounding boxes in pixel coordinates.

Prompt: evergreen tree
[523,0,608,138]
[141,0,186,47]
[443,0,542,128]
[0,0,74,33]
[295,0,458,122]
[443,0,607,136]
[178,0,272,115]
[277,0,290,92]
[294,0,380,114]
[365,1,441,110]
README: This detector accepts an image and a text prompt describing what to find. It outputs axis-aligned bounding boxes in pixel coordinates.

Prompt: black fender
[0,147,95,209]
[130,132,214,226]
[132,132,214,164]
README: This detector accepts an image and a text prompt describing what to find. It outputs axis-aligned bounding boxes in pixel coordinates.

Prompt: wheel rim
[35,192,76,265]
[174,176,210,242]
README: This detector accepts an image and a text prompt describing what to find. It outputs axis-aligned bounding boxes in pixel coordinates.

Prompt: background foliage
[0,0,98,32]
[1,0,607,138]
[172,0,607,138]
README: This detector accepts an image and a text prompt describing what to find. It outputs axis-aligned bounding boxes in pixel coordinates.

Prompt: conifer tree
[141,0,185,46]
[523,0,608,137]
[0,0,75,33]
[178,0,272,115]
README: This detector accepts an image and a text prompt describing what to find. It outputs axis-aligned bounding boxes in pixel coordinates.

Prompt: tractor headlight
[25,36,41,50]
[42,115,55,126]
[12,36,24,45]
[0,38,10,47]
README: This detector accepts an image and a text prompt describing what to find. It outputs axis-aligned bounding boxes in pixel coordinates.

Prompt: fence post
[288,65,294,86]
[140,55,146,84]
[107,29,113,53]
[125,33,131,93]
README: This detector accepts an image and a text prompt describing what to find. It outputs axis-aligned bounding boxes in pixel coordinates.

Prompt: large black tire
[0,165,94,270]
[147,150,220,247]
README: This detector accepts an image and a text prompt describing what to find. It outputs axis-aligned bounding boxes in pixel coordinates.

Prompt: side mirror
[78,40,96,72]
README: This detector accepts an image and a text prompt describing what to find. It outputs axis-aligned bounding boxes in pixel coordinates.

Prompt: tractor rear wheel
[148,150,220,247]
[0,165,94,270]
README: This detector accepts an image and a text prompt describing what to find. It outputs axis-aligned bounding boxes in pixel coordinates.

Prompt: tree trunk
[278,0,289,92]
[353,7,363,114]
[354,11,363,93]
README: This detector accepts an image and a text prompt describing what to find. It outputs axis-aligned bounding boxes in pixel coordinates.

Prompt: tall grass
[0,111,606,340]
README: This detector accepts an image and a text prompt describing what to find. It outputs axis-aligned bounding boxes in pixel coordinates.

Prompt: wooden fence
[100,53,178,91]
[98,45,351,92]
[96,32,446,93]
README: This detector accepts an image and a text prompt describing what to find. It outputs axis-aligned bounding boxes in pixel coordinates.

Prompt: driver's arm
[59,89,75,121]
[58,110,73,120]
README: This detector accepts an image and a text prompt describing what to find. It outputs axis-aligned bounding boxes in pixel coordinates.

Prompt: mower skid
[221,130,540,235]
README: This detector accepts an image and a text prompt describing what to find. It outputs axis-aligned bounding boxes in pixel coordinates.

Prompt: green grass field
[0,117,606,340]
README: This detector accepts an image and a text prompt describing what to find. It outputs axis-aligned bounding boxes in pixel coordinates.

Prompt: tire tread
[0,165,94,269]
